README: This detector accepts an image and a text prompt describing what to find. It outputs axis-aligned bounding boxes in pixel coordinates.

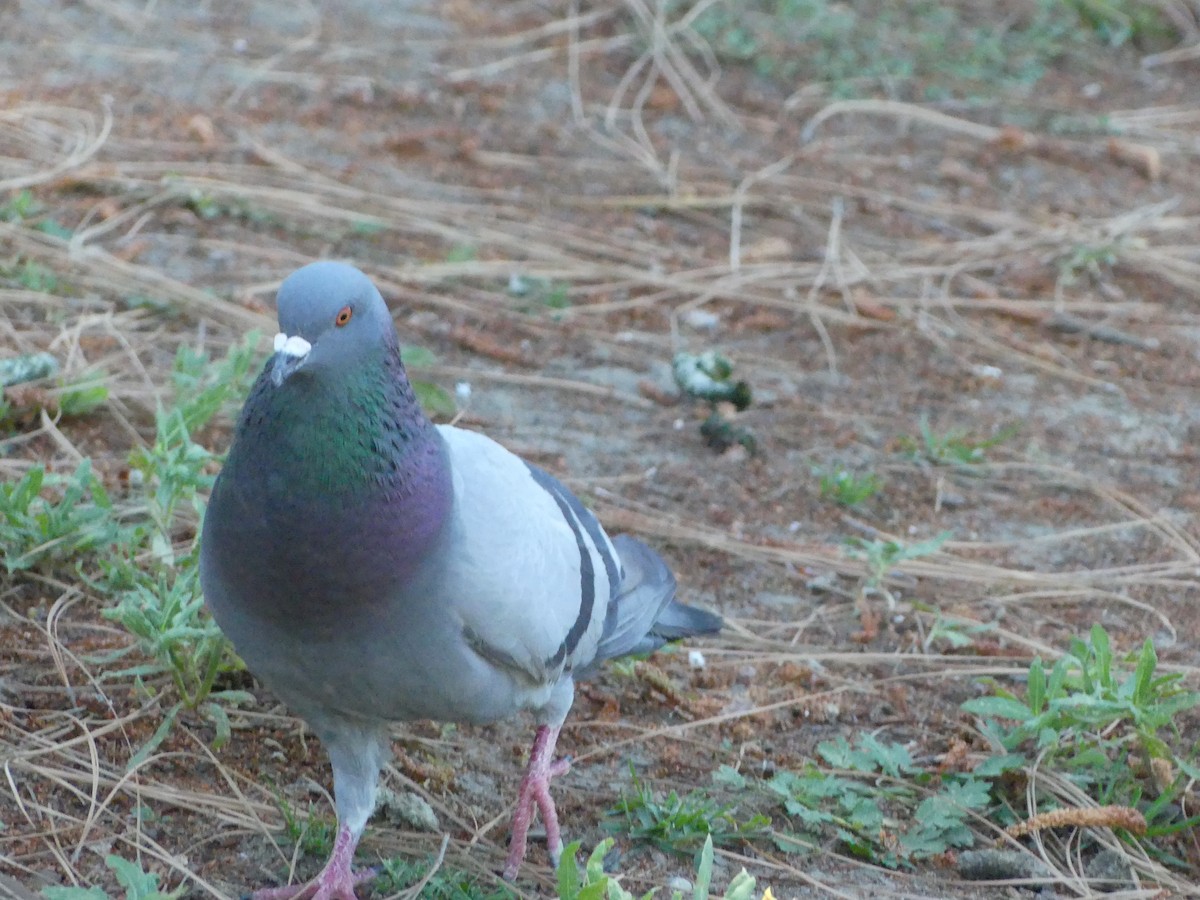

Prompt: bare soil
[2,2,1200,898]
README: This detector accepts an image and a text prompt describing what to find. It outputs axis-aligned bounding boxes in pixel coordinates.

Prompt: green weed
[604,768,771,857]
[916,610,997,653]
[722,735,990,867]
[377,855,513,900]
[93,338,264,758]
[0,189,71,236]
[57,380,110,416]
[0,461,119,573]
[169,335,261,434]
[508,274,572,312]
[1064,0,1176,47]
[181,188,278,226]
[445,244,477,264]
[899,419,1017,467]
[4,259,61,293]
[963,624,1200,852]
[1,189,40,222]
[42,854,185,900]
[279,800,338,860]
[0,351,59,387]
[98,558,250,761]
[688,0,1078,98]
[1058,238,1127,287]
[816,466,881,506]
[844,530,951,602]
[558,836,758,900]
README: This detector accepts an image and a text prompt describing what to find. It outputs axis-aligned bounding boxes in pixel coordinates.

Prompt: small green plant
[0,189,71,236]
[817,466,881,506]
[844,530,950,603]
[963,625,1200,848]
[180,188,276,225]
[169,335,261,434]
[42,853,185,900]
[0,461,119,572]
[557,836,758,900]
[99,558,250,765]
[126,335,261,559]
[445,244,477,264]
[279,800,338,860]
[57,379,110,416]
[82,337,262,761]
[899,419,1017,467]
[1058,238,1127,287]
[687,0,1090,98]
[745,735,989,867]
[128,409,218,561]
[1065,0,1175,46]
[377,854,513,900]
[917,610,996,653]
[508,274,572,312]
[604,768,771,857]
[1,189,40,222]
[5,259,60,293]
[965,625,1200,759]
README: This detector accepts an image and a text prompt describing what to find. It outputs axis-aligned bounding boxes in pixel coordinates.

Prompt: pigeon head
[270,261,396,387]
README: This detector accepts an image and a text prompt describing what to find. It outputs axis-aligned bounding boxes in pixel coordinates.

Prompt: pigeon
[199,261,722,899]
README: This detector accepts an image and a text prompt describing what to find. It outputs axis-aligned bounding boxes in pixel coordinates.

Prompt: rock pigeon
[199,262,722,899]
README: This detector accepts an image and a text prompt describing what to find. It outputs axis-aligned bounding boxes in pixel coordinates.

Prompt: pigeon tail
[586,534,721,673]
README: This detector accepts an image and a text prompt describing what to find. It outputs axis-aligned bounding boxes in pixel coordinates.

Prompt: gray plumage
[199,261,721,898]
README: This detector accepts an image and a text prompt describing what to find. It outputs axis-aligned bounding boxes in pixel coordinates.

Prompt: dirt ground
[3,1,1200,898]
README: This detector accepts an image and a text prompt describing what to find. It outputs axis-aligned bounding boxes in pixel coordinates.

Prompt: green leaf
[693,835,713,900]
[1046,654,1071,700]
[127,703,180,771]
[723,871,757,900]
[1132,638,1156,706]
[203,701,232,750]
[1091,624,1112,687]
[961,696,1031,720]
[106,854,166,900]
[58,381,109,416]
[1027,657,1046,714]
[42,888,108,900]
[584,839,611,882]
[973,753,1025,777]
[712,765,747,790]
[557,840,584,899]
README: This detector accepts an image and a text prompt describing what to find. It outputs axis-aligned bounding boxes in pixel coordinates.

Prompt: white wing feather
[435,426,612,688]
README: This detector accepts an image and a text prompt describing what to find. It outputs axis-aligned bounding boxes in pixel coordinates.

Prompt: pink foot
[502,724,571,880]
[254,823,375,900]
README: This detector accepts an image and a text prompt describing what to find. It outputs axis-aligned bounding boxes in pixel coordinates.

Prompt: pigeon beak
[271,332,313,387]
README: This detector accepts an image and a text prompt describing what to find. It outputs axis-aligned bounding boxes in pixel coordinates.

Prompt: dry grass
[3,1,1200,898]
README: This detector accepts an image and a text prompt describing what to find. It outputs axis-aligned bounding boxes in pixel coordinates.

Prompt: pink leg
[502,724,572,880]
[253,823,376,900]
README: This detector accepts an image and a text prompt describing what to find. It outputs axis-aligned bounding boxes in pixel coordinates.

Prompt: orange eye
[335,306,353,327]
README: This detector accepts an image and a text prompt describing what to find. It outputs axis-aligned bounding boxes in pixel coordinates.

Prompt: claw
[253,825,374,900]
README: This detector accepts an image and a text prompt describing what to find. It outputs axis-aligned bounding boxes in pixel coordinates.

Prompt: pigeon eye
[335,306,353,327]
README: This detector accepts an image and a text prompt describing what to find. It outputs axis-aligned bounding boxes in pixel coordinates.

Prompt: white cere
[273,333,313,358]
